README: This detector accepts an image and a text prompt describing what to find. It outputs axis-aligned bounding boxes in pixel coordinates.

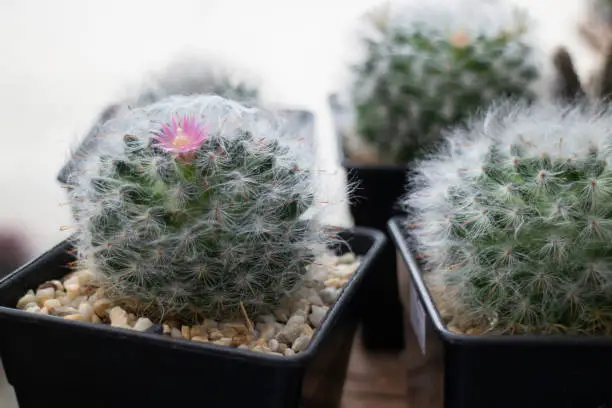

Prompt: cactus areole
[66,95,335,323]
[403,101,612,335]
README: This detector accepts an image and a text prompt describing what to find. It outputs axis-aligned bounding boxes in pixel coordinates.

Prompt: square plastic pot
[341,160,411,352]
[0,227,385,408]
[387,216,612,408]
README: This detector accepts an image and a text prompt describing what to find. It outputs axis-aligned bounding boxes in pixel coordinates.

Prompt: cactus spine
[66,94,337,322]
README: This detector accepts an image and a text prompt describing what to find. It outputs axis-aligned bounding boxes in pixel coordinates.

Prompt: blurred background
[0,0,600,405]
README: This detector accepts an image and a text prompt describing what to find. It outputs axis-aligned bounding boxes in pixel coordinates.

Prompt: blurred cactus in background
[134,54,260,107]
[333,0,542,165]
[403,100,612,335]
[58,55,261,186]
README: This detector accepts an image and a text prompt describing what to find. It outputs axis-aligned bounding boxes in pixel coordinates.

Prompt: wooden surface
[341,329,408,408]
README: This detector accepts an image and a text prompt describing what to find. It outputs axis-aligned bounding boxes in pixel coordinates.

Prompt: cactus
[402,100,612,335]
[347,0,541,165]
[65,94,337,322]
[134,55,259,106]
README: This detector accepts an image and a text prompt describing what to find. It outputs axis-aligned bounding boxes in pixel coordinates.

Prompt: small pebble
[127,313,137,325]
[181,325,191,339]
[133,318,154,332]
[213,338,233,347]
[78,303,94,322]
[319,287,339,304]
[63,276,80,299]
[290,299,310,318]
[38,280,62,291]
[24,304,41,313]
[220,327,238,338]
[190,325,203,337]
[209,330,223,341]
[301,324,313,337]
[324,278,345,288]
[273,307,290,322]
[75,269,96,285]
[221,322,249,334]
[93,299,112,317]
[336,253,356,265]
[268,339,279,352]
[292,333,311,353]
[332,263,358,279]
[64,314,84,321]
[165,320,180,329]
[87,289,102,303]
[36,287,55,303]
[201,319,218,330]
[287,315,306,326]
[307,292,324,307]
[276,316,306,344]
[231,334,248,347]
[258,324,277,340]
[53,306,79,317]
[70,296,87,309]
[43,298,62,310]
[250,345,266,353]
[16,291,38,309]
[59,296,72,306]
[15,251,360,356]
[308,305,328,328]
[109,307,128,327]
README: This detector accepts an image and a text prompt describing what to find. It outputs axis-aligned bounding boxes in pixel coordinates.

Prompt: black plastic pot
[387,216,612,408]
[342,160,410,352]
[0,227,384,408]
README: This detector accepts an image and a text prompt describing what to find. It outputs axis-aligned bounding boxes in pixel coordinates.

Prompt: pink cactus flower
[153,114,209,162]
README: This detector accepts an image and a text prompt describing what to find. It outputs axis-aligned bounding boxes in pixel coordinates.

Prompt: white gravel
[15,251,360,356]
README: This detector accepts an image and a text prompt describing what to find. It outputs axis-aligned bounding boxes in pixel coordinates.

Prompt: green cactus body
[403,101,612,334]
[350,1,540,164]
[67,95,334,322]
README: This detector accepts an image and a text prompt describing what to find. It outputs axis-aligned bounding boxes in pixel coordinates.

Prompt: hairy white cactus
[65,94,341,322]
[403,100,612,334]
[341,0,542,165]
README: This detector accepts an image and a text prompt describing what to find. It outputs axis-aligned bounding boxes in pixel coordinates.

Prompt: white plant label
[410,282,426,355]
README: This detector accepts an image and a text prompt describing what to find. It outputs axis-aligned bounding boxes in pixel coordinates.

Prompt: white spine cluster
[403,100,612,333]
